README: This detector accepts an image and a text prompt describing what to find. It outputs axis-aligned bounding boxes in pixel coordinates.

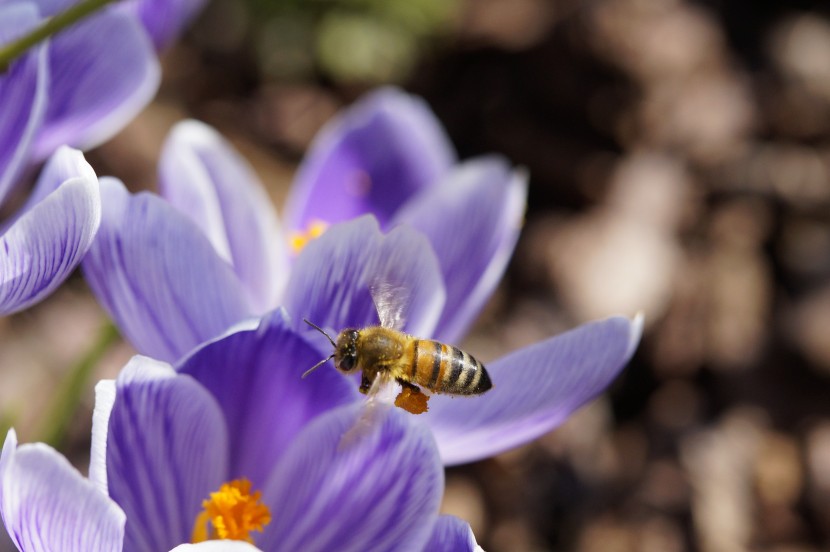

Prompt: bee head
[334,329,360,373]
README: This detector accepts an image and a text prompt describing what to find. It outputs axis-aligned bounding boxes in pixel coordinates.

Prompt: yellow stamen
[289,219,329,255]
[191,479,271,544]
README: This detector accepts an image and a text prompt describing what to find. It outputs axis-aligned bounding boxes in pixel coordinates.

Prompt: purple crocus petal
[0,169,101,316]
[284,87,456,232]
[89,379,116,496]
[0,429,14,549]
[0,430,126,552]
[23,0,206,49]
[424,515,480,551]
[27,144,96,202]
[258,404,443,552]
[21,0,73,17]
[104,356,228,551]
[1,146,97,233]
[424,315,643,465]
[393,156,528,343]
[169,542,262,552]
[0,429,18,504]
[159,120,288,311]
[0,4,47,209]
[128,0,207,51]
[32,9,160,158]
[284,216,445,337]
[82,177,253,362]
[179,308,358,488]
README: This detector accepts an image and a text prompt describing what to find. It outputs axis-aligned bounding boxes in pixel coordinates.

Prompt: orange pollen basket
[191,478,271,544]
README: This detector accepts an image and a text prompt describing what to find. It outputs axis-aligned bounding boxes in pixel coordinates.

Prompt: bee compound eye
[340,355,356,372]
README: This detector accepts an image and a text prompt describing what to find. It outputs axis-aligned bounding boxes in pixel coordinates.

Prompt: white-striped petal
[0,430,125,552]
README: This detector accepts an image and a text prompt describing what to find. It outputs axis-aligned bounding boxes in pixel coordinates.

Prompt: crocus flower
[82,87,641,466]
[0,309,483,551]
[0,0,160,210]
[0,146,101,315]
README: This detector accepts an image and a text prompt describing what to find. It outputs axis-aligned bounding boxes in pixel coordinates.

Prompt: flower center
[191,479,271,544]
[289,219,329,254]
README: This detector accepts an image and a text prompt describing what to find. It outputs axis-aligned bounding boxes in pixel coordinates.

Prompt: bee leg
[395,379,422,394]
[359,372,372,394]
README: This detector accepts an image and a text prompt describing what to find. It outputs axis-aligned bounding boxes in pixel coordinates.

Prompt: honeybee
[302,285,492,414]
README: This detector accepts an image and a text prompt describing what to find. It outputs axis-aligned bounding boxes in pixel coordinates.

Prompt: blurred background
[3,0,830,550]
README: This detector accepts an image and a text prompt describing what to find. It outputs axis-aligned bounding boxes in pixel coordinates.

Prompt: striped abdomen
[408,340,492,395]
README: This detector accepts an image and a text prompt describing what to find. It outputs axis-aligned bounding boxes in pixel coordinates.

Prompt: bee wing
[338,372,395,450]
[370,281,410,330]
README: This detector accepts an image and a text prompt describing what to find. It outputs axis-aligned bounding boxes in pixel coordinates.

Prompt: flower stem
[38,321,120,448]
[0,0,120,73]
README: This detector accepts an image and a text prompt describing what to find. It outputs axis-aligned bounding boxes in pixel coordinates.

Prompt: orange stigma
[191,479,271,544]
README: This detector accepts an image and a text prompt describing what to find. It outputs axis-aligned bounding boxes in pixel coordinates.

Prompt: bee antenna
[302,354,334,379]
[304,319,336,347]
